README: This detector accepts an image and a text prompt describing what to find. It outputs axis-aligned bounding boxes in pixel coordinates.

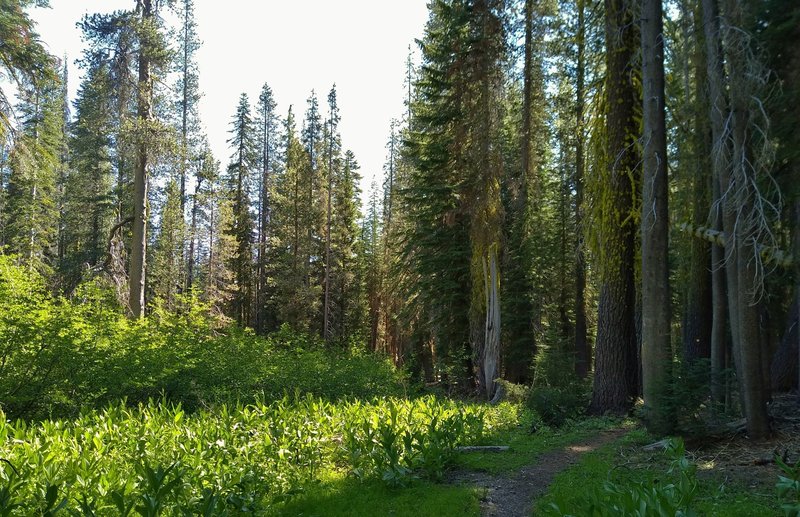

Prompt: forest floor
[686,393,800,512]
[447,428,627,516]
[276,396,798,516]
[448,395,800,516]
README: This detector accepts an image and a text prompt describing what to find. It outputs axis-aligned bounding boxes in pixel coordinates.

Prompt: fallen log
[456,446,510,453]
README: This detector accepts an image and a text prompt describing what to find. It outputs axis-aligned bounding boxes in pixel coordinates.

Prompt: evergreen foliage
[2,0,799,453]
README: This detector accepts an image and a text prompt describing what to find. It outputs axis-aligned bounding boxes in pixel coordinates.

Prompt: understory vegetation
[0,258,793,515]
[0,397,502,514]
[0,256,403,420]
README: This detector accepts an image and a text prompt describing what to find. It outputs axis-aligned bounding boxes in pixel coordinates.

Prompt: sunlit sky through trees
[29,0,429,202]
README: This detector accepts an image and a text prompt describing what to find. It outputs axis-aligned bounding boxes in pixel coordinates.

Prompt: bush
[776,454,800,516]
[526,383,589,428]
[0,256,405,419]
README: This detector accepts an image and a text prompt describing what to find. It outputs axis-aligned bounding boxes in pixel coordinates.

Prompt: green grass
[272,473,479,516]
[534,429,781,516]
[455,410,624,474]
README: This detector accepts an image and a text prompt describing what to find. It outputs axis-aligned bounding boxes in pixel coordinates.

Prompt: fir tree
[225,92,257,326]
[61,61,115,290]
[5,69,64,274]
[254,83,278,333]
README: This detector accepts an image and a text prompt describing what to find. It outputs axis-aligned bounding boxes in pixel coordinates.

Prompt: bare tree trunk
[179,0,189,213]
[684,2,713,364]
[641,0,672,432]
[129,0,152,318]
[187,169,202,290]
[483,249,501,399]
[574,0,589,379]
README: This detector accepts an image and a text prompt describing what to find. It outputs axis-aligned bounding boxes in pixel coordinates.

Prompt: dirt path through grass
[448,429,627,517]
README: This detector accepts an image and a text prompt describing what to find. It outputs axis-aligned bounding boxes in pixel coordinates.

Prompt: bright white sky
[29,0,429,199]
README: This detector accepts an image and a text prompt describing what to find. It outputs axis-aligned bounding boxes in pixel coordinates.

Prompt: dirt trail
[448,429,627,517]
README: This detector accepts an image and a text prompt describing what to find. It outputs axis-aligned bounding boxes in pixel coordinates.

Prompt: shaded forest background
[1,0,799,439]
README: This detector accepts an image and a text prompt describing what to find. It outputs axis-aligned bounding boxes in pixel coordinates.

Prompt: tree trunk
[790,200,800,394]
[574,0,589,379]
[323,119,333,342]
[257,104,271,334]
[187,171,202,290]
[640,0,672,432]
[483,249,501,399]
[770,298,798,391]
[702,0,770,438]
[589,0,640,415]
[796,199,800,395]
[684,3,713,364]
[129,0,153,319]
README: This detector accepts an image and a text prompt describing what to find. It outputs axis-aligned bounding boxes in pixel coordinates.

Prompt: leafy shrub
[494,379,530,404]
[776,454,800,516]
[0,396,484,513]
[0,256,404,419]
[527,383,589,428]
[339,396,484,485]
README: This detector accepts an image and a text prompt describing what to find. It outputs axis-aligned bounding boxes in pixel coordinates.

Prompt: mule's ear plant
[775,454,800,516]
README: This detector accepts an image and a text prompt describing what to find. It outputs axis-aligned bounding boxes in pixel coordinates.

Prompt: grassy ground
[453,413,622,474]
[270,409,624,516]
[534,429,782,516]
[274,405,784,516]
[272,473,479,516]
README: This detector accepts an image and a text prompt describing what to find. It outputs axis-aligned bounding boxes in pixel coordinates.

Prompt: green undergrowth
[0,256,404,420]
[0,396,488,514]
[271,474,480,516]
[454,408,624,474]
[535,429,781,516]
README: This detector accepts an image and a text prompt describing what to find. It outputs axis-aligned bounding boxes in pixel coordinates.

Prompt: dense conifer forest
[0,0,799,514]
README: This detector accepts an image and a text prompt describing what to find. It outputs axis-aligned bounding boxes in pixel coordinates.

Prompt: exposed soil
[688,393,800,493]
[446,394,800,517]
[447,429,628,517]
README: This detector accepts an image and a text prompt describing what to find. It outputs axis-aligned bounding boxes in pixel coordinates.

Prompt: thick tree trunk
[129,0,152,318]
[727,1,770,439]
[701,0,770,438]
[641,0,672,432]
[589,0,640,415]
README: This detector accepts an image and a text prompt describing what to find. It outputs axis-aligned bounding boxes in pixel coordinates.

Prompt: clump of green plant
[0,395,485,513]
[339,396,484,486]
[0,256,404,420]
[776,454,800,516]
[548,437,698,516]
[526,383,589,428]
[494,379,530,404]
